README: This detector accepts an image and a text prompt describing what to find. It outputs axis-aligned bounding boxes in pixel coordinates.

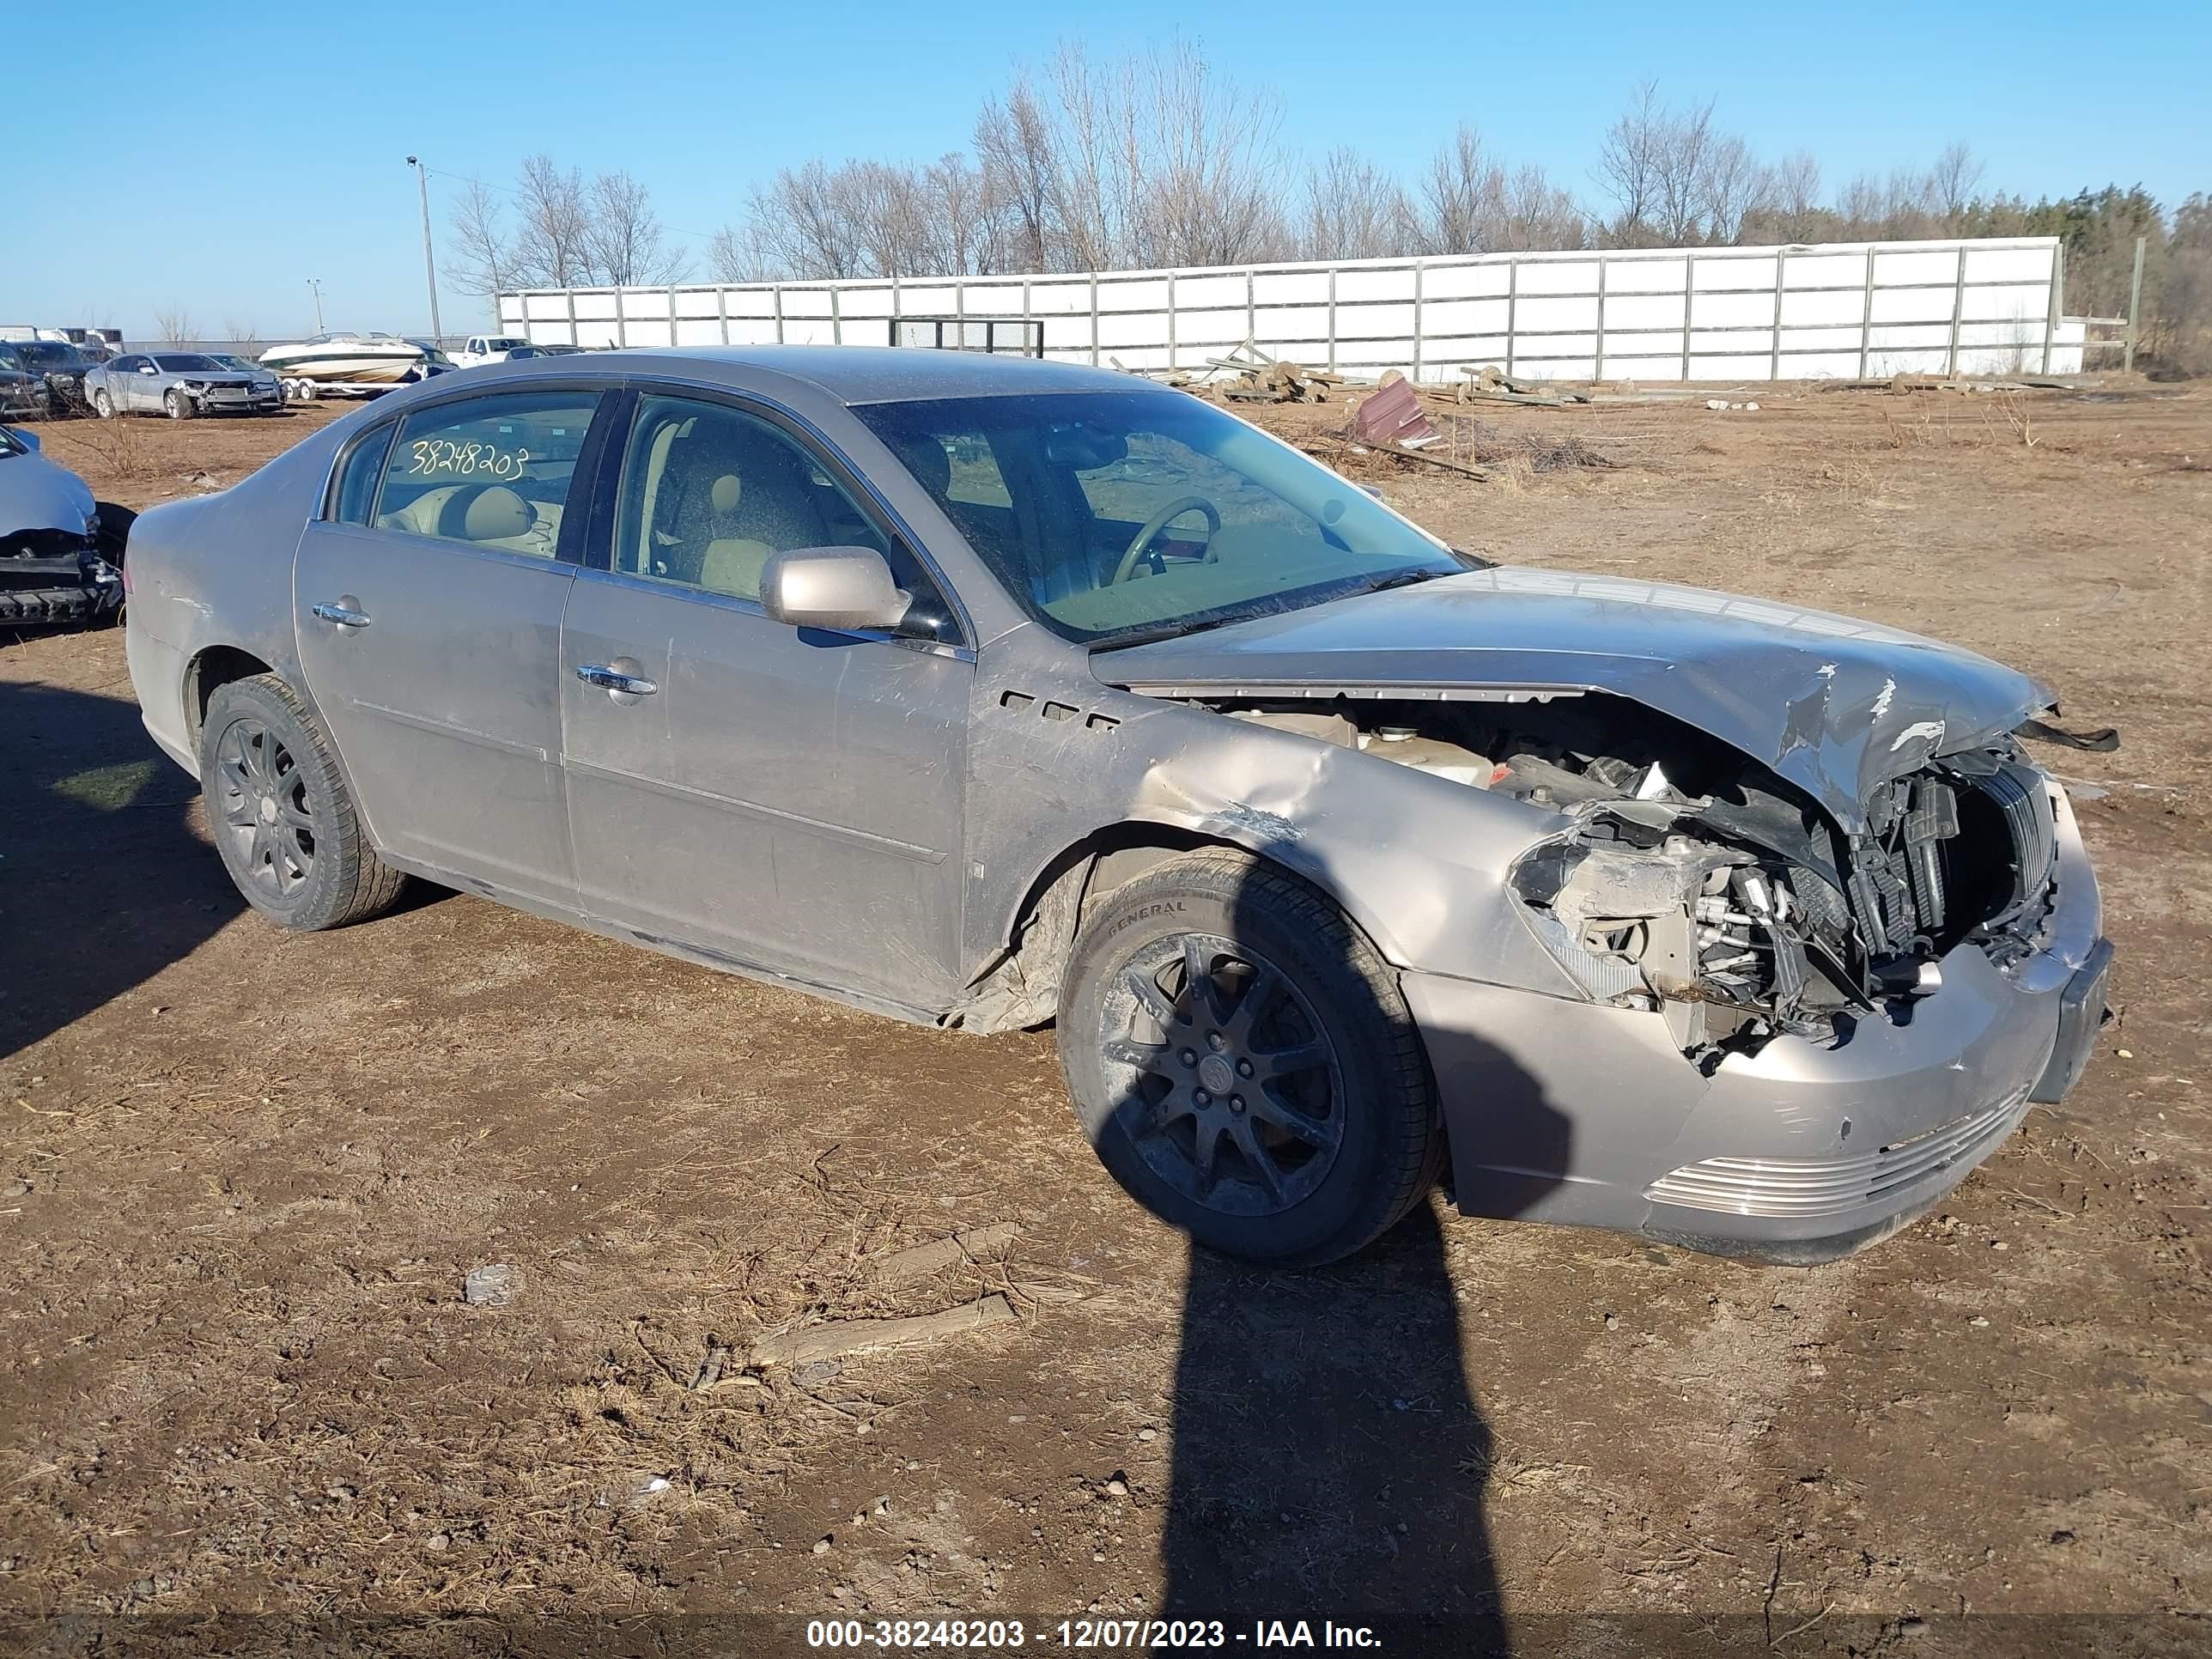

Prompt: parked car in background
[452,335,534,368]
[1,424,122,623]
[120,347,2110,1268]
[6,339,96,414]
[0,344,52,420]
[83,351,284,419]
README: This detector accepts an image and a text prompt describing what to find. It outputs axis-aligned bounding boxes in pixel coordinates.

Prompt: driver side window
[613,394,957,640]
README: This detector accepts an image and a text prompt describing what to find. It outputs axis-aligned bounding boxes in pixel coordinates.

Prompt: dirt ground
[3,382,2208,1653]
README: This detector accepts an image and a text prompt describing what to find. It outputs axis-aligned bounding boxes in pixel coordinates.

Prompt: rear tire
[1057,848,1442,1267]
[198,675,407,931]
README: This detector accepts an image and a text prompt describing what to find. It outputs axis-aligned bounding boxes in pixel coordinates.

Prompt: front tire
[198,675,407,931]
[1057,849,1441,1267]
[92,390,114,419]
[165,387,195,420]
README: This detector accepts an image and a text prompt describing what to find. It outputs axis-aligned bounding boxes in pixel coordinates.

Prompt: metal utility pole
[405,155,443,344]
[2123,234,2146,374]
[307,278,325,333]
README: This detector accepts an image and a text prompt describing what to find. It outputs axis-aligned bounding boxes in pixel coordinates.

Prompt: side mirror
[759,545,911,634]
[138,364,159,375]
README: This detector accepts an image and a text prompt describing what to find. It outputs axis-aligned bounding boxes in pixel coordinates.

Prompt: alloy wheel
[211,717,317,900]
[1098,932,1345,1218]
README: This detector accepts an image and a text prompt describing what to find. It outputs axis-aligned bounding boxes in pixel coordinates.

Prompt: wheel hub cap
[211,714,317,901]
[1098,932,1346,1218]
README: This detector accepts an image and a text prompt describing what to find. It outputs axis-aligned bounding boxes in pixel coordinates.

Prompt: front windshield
[154,354,222,373]
[854,390,1462,644]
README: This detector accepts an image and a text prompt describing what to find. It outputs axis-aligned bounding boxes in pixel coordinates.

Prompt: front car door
[559,388,972,1015]
[293,384,611,908]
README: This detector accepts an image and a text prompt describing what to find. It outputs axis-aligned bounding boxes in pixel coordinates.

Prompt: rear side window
[374,391,599,557]
[333,425,393,524]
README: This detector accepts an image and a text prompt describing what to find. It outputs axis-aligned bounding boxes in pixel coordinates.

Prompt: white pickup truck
[450,335,535,369]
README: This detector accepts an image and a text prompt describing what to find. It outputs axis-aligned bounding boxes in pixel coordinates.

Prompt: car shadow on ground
[0,674,243,1060]
[1086,853,1572,1650]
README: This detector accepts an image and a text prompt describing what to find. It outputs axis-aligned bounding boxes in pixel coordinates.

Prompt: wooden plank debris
[872,1222,1020,1287]
[750,1295,1018,1369]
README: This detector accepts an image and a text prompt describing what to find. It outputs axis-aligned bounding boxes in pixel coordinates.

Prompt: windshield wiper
[1087,613,1246,653]
[1338,567,1454,599]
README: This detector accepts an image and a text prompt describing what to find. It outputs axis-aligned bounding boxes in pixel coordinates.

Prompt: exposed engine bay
[1219,692,2063,1062]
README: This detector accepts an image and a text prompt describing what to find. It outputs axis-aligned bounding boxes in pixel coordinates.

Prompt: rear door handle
[310,600,371,628]
[576,663,659,696]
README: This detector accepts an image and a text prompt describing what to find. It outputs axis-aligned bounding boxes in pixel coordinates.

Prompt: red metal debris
[1348,374,1437,448]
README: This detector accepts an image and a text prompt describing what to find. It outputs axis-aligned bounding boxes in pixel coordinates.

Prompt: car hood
[1,450,97,537]
[1089,565,2052,831]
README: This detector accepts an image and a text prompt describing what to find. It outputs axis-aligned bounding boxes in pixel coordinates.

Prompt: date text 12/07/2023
[803,1618,1386,1649]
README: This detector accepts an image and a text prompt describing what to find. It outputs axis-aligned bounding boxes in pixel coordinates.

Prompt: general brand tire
[165,388,194,420]
[198,674,407,932]
[1057,848,1442,1267]
[92,390,113,419]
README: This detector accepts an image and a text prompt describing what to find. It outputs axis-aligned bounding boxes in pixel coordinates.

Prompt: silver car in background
[83,350,283,419]
[119,348,2110,1267]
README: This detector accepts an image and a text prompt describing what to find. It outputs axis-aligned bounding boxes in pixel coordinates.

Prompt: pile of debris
[1121,340,1352,404]
[1439,365,1593,408]
[1199,341,1349,404]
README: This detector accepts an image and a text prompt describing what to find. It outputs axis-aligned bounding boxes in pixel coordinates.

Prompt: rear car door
[559,389,973,1012]
[294,386,611,908]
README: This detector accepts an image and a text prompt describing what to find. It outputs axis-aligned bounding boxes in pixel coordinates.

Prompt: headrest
[710,473,742,515]
[459,485,532,542]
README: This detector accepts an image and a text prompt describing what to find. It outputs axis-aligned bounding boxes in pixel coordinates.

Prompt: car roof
[570,344,1157,405]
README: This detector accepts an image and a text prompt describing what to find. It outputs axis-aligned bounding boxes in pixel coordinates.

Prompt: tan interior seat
[380,483,554,556]
[696,471,775,599]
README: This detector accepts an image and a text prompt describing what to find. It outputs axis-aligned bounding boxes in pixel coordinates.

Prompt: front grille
[1644,1085,2033,1218]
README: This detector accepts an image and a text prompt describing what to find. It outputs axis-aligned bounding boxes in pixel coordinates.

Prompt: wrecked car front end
[1,427,122,625]
[1097,567,2110,1261]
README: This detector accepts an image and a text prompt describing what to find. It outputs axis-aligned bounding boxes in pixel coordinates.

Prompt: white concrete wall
[500,237,2087,380]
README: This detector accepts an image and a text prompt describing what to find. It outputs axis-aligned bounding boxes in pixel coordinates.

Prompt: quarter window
[333,425,394,524]
[374,392,599,556]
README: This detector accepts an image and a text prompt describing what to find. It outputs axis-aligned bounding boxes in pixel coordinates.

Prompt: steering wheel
[1109,495,1221,585]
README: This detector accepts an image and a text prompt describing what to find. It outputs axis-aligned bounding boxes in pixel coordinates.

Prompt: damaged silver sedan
[121,348,2110,1266]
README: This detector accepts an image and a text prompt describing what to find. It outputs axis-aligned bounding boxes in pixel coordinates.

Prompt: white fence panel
[500,235,2088,380]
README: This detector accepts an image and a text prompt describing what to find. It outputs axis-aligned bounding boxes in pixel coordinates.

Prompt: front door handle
[311,599,370,629]
[576,663,659,697]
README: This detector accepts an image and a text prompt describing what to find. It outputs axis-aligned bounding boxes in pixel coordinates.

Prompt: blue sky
[12,0,2206,341]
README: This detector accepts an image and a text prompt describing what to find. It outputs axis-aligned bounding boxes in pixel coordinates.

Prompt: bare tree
[1753,150,1826,242]
[1420,125,1504,253]
[1125,40,1290,267]
[152,305,196,347]
[1595,82,1771,245]
[1493,165,1589,252]
[1594,80,1667,245]
[222,316,259,347]
[707,222,764,283]
[513,154,597,287]
[1303,148,1417,259]
[746,159,867,279]
[587,170,689,286]
[447,178,518,296]
[1928,142,1985,230]
[974,77,1057,272]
